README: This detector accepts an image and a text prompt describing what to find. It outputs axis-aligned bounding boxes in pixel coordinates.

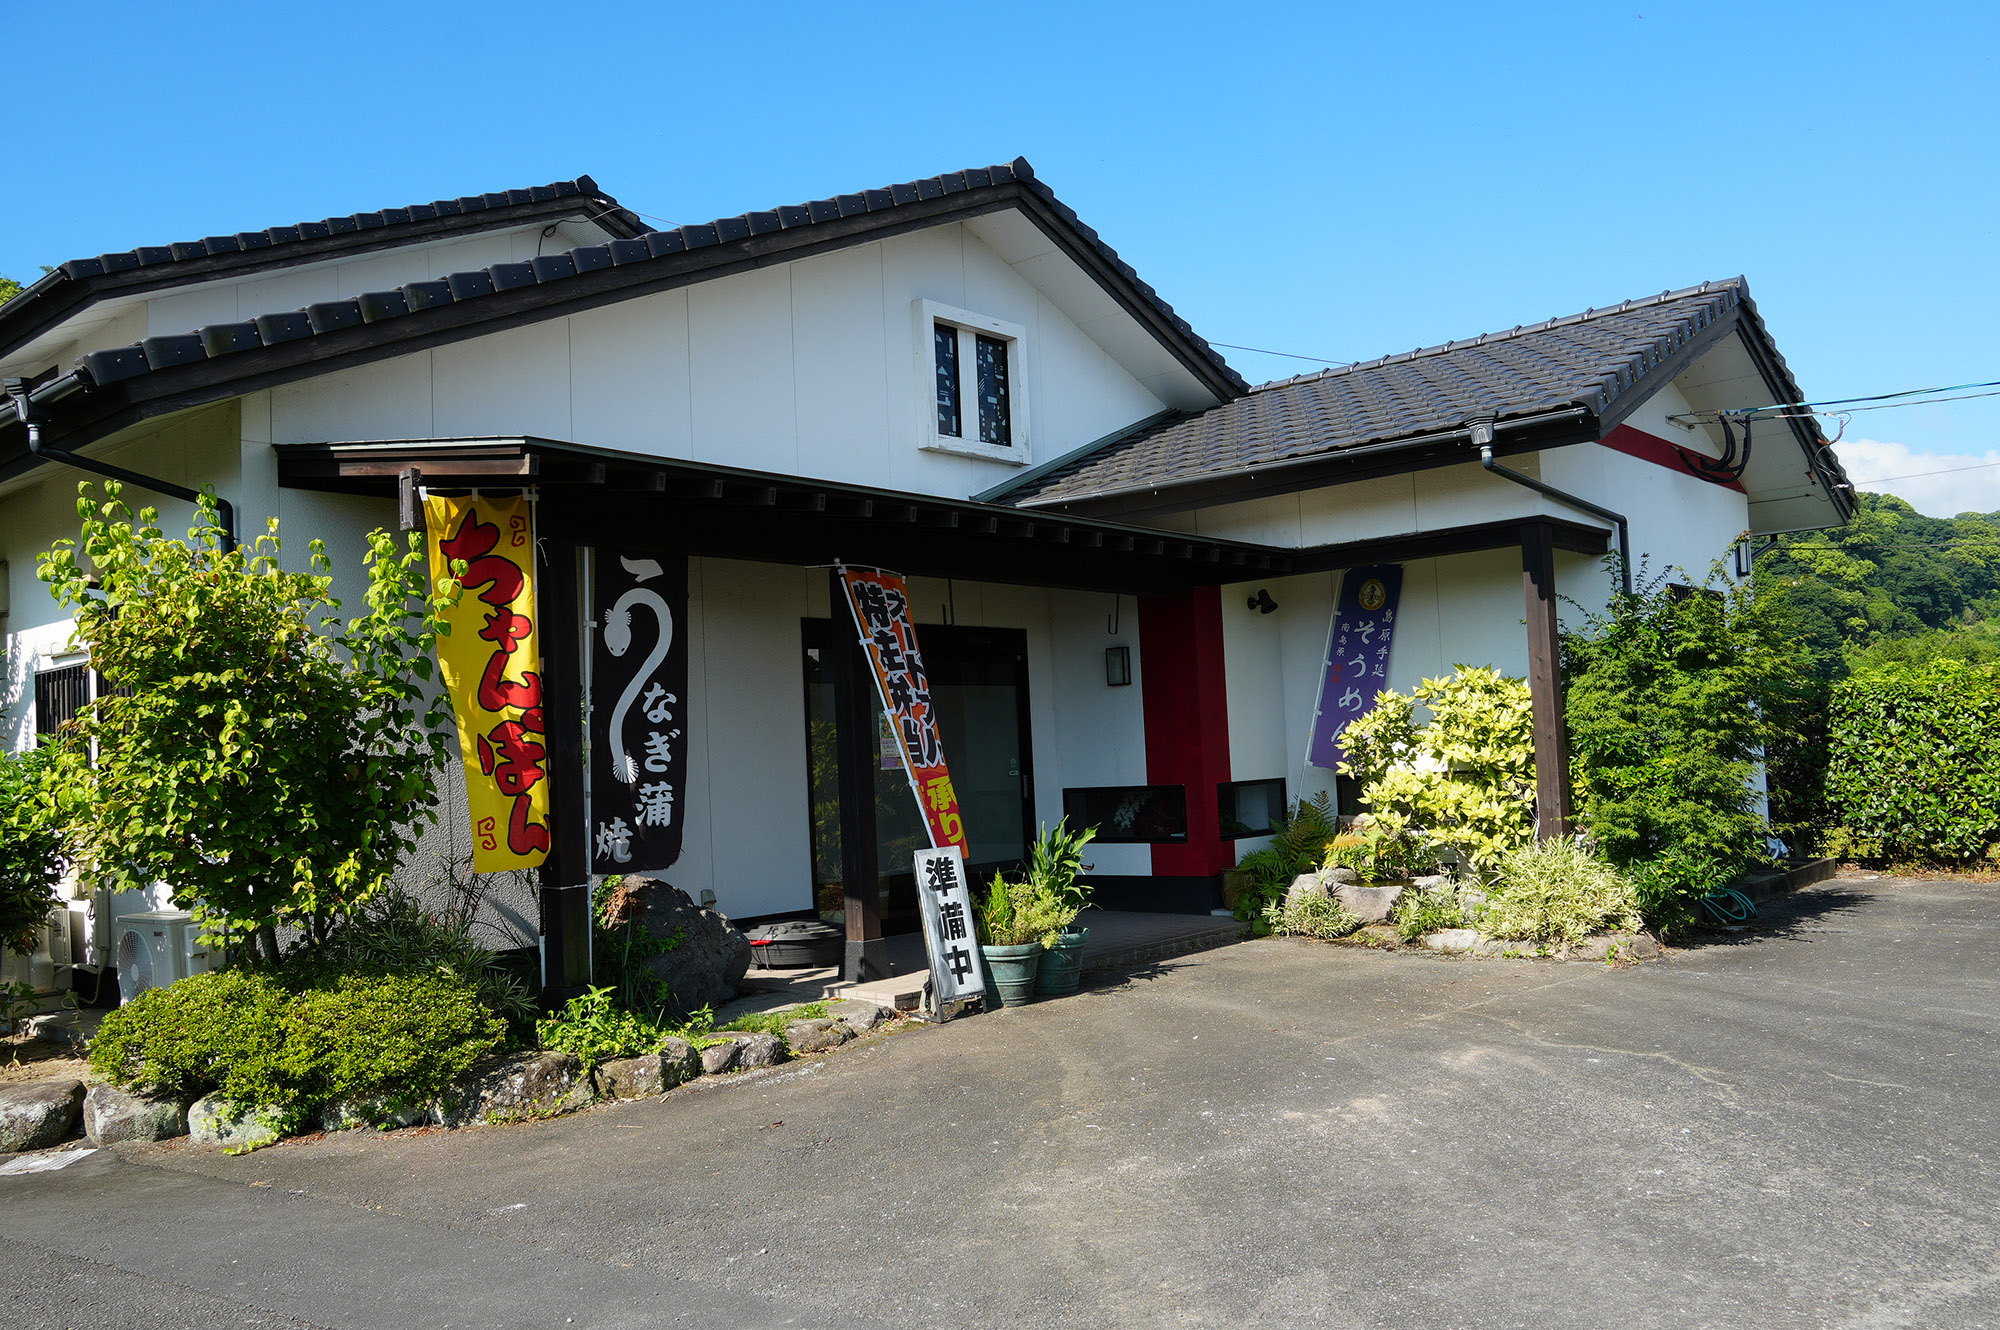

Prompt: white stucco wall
[259,221,1175,503]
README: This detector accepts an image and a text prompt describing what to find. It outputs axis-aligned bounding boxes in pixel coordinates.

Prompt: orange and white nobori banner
[425,493,552,872]
[837,566,969,856]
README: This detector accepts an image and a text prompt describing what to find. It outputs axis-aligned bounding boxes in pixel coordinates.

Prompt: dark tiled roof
[990,278,1841,508]
[0,177,643,356]
[40,158,1244,405]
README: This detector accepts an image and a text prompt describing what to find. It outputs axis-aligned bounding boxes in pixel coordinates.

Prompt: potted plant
[1029,820,1097,997]
[976,871,1070,1008]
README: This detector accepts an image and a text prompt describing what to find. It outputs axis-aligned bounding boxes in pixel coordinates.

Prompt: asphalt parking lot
[4,874,1995,1329]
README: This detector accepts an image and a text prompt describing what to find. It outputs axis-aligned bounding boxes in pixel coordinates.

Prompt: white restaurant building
[0,160,1853,990]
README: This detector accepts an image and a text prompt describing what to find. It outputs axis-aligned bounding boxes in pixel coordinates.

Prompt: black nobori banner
[590,552,689,874]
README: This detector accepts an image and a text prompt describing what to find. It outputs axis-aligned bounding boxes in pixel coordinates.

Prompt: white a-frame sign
[913,846,987,1016]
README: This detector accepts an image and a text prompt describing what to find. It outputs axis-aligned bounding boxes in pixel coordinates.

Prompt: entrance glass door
[802,621,1033,935]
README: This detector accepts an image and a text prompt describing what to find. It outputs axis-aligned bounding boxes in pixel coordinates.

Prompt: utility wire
[1671,377,2000,425]
[1209,341,1355,367]
[1848,457,2000,486]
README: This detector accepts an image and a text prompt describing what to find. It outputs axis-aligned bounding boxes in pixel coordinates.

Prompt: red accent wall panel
[1137,586,1235,877]
[1600,423,1746,493]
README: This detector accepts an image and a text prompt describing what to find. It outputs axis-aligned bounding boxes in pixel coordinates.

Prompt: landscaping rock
[783,1018,851,1055]
[1567,931,1661,961]
[84,1084,187,1145]
[596,1055,667,1100]
[1423,929,1479,954]
[317,1097,436,1132]
[443,1051,593,1127]
[717,1031,783,1069]
[1411,874,1454,892]
[0,1079,84,1153]
[826,998,887,1037]
[699,1040,742,1076]
[1286,869,1339,906]
[608,876,753,1010]
[1334,881,1407,923]
[188,1095,285,1151]
[658,1037,701,1087]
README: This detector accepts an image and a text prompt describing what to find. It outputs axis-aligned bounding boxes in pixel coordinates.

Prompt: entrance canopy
[275,436,1298,596]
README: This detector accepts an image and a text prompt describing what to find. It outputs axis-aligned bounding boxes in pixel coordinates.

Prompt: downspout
[1469,417,1631,596]
[4,375,235,551]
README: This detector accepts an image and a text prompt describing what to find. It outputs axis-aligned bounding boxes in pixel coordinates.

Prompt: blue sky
[8,2,1995,512]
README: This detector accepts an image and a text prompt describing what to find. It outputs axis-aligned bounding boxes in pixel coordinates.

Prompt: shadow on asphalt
[1671,884,1871,952]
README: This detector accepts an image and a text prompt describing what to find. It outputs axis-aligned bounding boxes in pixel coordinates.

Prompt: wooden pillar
[537,536,593,1006]
[828,569,887,982]
[1520,521,1573,838]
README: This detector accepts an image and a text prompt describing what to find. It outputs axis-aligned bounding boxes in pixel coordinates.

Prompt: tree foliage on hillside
[1757,492,2000,678]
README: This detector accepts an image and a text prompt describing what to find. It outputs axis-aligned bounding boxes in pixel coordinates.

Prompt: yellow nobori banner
[425,493,551,871]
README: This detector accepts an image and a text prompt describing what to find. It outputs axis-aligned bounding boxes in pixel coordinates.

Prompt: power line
[1670,377,2000,427]
[1848,457,2000,486]
[1208,341,1354,367]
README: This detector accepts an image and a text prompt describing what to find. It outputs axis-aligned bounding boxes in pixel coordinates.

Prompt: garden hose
[1699,887,1759,926]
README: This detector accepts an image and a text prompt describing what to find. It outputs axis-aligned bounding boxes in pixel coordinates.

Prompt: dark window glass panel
[933,323,960,437]
[1218,777,1287,839]
[1060,784,1188,844]
[975,334,1011,445]
[34,665,88,736]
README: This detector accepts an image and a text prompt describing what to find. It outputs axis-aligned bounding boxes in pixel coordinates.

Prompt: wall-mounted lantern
[1105,645,1132,687]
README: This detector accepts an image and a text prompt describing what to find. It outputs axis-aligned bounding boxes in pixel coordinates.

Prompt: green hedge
[91,968,506,1124]
[1826,660,2000,862]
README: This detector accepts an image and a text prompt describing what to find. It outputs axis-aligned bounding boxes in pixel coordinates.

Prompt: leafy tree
[0,275,22,305]
[1337,665,1538,877]
[37,483,454,961]
[0,743,64,955]
[1758,493,2000,679]
[1561,564,1810,933]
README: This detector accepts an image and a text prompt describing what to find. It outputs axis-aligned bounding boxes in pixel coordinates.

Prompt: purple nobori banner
[1306,565,1404,771]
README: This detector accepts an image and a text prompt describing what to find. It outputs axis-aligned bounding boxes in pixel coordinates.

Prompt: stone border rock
[1418,928,1662,961]
[0,998,906,1159]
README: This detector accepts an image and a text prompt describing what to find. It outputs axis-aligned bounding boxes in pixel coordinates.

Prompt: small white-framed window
[914,300,1030,465]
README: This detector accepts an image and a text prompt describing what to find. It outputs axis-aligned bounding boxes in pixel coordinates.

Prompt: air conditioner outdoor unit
[115,911,211,1004]
[0,906,71,994]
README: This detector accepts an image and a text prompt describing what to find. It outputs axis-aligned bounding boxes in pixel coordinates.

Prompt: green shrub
[288,890,534,1031]
[1231,794,1338,923]
[1393,886,1466,942]
[723,1001,830,1047]
[537,986,672,1072]
[90,969,290,1102]
[1336,667,1537,877]
[1479,837,1640,945]
[1623,850,1732,940]
[91,968,505,1123]
[1562,566,1803,913]
[1324,823,1440,883]
[1263,893,1363,940]
[279,973,505,1112]
[1825,660,2000,862]
[0,743,64,957]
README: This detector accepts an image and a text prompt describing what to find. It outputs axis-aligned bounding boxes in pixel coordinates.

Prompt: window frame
[913,299,1030,466]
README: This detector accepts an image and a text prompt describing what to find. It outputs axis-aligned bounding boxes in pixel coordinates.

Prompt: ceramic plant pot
[980,943,1043,1007]
[1032,927,1090,997]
